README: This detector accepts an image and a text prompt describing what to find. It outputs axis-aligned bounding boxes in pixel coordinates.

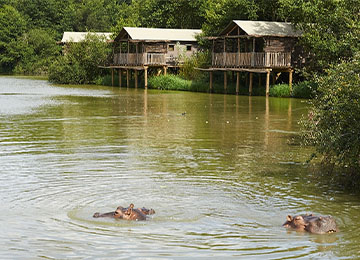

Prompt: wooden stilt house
[203,20,302,95]
[105,27,201,88]
[113,27,201,67]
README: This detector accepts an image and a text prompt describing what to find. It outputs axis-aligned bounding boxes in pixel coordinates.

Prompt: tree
[49,33,111,84]
[302,53,360,177]
[201,0,258,35]
[138,0,206,29]
[14,29,61,74]
[14,0,78,39]
[278,0,360,75]
[0,4,27,72]
[73,0,122,32]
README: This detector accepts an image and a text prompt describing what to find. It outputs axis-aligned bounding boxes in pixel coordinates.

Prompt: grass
[269,84,292,97]
[269,81,316,99]
[148,75,192,91]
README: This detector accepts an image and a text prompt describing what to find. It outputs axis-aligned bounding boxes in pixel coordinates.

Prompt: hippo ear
[286,215,293,221]
[125,204,134,215]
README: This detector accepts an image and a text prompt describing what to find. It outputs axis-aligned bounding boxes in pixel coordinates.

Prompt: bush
[269,84,291,97]
[148,75,192,91]
[302,53,360,177]
[48,33,111,84]
[179,51,211,80]
[48,56,87,84]
[292,81,316,99]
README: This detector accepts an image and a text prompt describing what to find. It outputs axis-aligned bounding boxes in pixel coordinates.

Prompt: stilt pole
[118,69,122,88]
[144,67,148,89]
[249,72,253,96]
[111,68,114,87]
[266,70,270,96]
[236,71,240,95]
[126,69,130,88]
[289,69,293,92]
[135,69,138,88]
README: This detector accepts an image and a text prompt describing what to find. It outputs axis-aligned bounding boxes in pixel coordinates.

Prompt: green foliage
[48,33,111,84]
[48,56,87,84]
[148,75,192,91]
[302,54,360,175]
[269,84,291,97]
[179,51,211,80]
[73,0,122,32]
[268,82,316,98]
[0,4,26,72]
[138,0,206,29]
[279,0,360,76]
[14,29,60,74]
[202,0,258,35]
[291,81,315,99]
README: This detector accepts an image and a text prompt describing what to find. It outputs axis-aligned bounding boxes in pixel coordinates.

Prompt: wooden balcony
[212,52,291,68]
[113,53,166,66]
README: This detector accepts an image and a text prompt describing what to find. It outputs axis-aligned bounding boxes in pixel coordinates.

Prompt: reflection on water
[0,77,360,259]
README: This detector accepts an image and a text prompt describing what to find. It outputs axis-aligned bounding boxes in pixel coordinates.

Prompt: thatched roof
[220,20,301,37]
[61,32,112,43]
[114,27,202,42]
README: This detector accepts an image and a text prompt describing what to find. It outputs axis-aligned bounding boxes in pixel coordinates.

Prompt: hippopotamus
[93,204,155,221]
[283,214,338,234]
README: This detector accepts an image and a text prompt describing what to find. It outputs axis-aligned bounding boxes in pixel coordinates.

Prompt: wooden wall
[144,42,167,53]
[263,37,296,53]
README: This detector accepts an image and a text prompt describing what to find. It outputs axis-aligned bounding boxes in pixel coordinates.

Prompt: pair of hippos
[93,204,338,234]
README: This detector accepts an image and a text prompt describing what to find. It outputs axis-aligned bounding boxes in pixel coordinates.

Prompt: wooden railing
[113,53,166,66]
[212,52,291,68]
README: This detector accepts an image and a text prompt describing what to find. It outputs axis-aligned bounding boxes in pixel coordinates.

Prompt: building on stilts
[103,27,202,88]
[199,20,304,95]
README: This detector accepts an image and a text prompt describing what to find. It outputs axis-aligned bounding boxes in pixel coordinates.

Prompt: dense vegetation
[302,54,360,185]
[1,0,359,76]
[0,0,360,183]
[48,33,110,84]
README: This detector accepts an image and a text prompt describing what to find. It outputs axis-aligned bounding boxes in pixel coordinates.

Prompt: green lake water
[0,77,359,259]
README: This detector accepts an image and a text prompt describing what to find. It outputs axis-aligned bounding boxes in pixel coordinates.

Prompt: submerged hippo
[283,214,338,234]
[93,204,155,221]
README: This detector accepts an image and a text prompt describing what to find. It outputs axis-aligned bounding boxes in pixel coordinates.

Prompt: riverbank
[0,74,48,81]
[97,74,314,99]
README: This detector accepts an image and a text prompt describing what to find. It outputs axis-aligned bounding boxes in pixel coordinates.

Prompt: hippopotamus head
[283,214,309,231]
[305,215,338,234]
[115,203,147,221]
[283,214,338,234]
